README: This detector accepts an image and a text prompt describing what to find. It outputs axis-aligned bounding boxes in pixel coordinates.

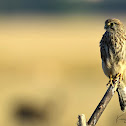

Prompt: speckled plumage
[100,18,126,111]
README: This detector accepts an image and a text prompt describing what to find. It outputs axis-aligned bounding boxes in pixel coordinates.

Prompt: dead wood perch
[78,114,86,126]
[78,78,119,126]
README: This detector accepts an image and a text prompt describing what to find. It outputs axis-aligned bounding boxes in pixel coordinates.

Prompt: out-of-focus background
[1,0,126,126]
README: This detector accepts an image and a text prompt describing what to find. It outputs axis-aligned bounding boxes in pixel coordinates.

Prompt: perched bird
[100,18,126,111]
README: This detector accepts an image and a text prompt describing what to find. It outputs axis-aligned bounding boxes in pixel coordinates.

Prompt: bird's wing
[100,34,107,63]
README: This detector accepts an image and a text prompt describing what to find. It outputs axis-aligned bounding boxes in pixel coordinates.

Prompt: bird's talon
[106,74,114,87]
[106,83,109,87]
[106,81,114,87]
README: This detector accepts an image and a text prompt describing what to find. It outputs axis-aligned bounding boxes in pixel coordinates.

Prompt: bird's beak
[104,25,107,29]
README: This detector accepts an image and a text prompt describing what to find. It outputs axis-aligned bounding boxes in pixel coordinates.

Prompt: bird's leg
[106,74,113,87]
[114,73,123,84]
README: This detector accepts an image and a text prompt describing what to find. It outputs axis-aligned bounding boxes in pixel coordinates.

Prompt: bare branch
[78,114,87,126]
[77,79,119,126]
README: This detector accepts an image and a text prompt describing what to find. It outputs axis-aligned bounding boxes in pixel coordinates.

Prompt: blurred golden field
[0,14,126,126]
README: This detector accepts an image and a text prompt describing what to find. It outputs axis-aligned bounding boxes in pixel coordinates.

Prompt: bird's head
[104,18,124,32]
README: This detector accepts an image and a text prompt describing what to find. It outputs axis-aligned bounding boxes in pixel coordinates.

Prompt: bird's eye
[110,23,114,26]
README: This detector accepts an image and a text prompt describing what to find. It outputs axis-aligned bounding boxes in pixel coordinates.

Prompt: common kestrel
[100,18,126,111]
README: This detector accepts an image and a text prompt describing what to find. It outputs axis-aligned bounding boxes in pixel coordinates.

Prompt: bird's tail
[117,84,126,111]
